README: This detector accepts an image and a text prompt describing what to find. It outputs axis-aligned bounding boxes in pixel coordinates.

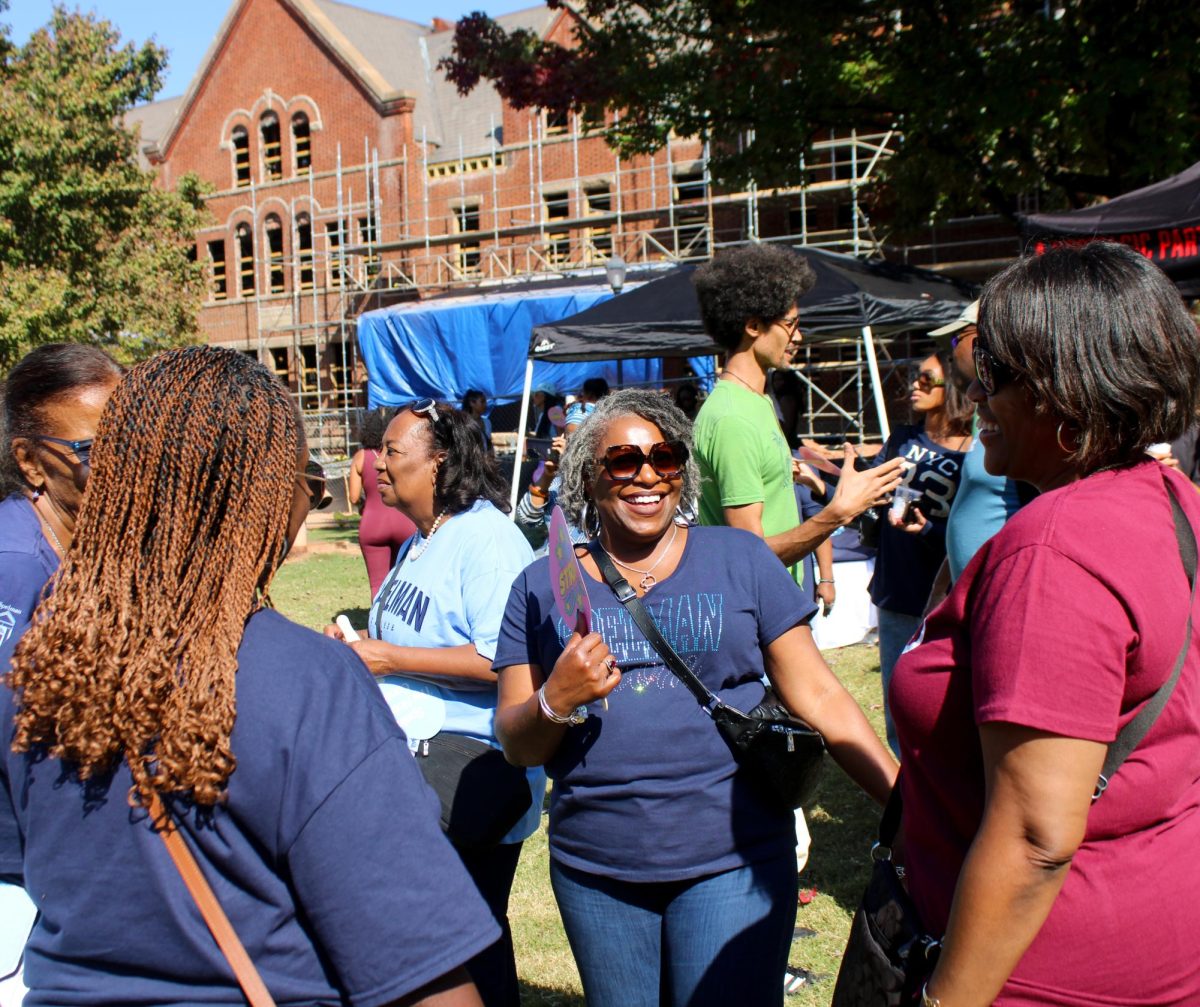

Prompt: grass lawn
[272,550,886,1006]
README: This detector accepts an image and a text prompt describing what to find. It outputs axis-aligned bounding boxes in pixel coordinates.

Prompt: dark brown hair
[7,346,301,807]
[1,343,123,497]
[980,242,1200,471]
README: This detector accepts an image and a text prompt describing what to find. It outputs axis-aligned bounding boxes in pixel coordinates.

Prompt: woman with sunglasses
[1,348,495,1006]
[326,399,542,1007]
[1,343,122,643]
[885,243,1200,1007]
[868,347,973,755]
[493,389,896,1007]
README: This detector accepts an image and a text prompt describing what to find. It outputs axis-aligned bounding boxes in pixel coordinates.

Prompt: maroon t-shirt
[893,460,1200,1006]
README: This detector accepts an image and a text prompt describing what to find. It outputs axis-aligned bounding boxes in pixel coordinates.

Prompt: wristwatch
[537,683,587,725]
[921,983,941,1007]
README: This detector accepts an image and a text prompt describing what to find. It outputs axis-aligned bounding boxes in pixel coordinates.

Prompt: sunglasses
[409,398,440,421]
[596,441,688,482]
[35,435,94,470]
[913,370,946,392]
[304,460,333,510]
[972,342,1012,396]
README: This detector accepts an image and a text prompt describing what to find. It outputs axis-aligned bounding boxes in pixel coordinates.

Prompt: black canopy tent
[1019,161,1200,297]
[509,247,973,507]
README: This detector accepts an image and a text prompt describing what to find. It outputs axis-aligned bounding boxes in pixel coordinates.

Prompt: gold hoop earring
[1056,421,1076,455]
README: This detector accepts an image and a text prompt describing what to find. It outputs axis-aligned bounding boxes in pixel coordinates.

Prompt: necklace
[608,522,679,590]
[720,370,767,396]
[35,501,66,556]
[408,510,447,561]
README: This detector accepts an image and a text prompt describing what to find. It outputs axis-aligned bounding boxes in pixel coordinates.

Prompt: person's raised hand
[890,504,928,535]
[826,443,905,524]
[542,611,620,715]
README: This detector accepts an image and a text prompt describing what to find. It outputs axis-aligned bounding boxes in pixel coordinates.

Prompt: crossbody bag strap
[148,793,277,1007]
[1095,482,1198,799]
[588,542,719,711]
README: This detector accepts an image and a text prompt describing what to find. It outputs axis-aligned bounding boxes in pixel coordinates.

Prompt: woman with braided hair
[0,347,494,1007]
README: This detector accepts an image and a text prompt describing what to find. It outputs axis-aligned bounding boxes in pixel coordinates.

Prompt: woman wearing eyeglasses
[326,399,542,1007]
[2,348,495,1007]
[0,343,122,642]
[492,389,896,1007]
[868,347,974,755]
[887,243,1200,1007]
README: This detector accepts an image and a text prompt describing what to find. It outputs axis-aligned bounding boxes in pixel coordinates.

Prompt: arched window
[235,223,255,295]
[231,126,250,188]
[292,112,312,176]
[296,213,314,289]
[265,214,285,293]
[260,112,282,181]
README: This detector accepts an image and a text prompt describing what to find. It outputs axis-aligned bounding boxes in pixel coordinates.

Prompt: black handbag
[833,481,1199,1005]
[590,543,825,811]
[413,734,533,850]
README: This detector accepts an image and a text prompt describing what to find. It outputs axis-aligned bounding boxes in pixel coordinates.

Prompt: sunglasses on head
[304,460,333,510]
[972,341,1012,396]
[596,441,688,482]
[35,435,93,471]
[409,398,440,421]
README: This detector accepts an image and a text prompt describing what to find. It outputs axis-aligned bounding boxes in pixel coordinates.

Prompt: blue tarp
[358,287,676,407]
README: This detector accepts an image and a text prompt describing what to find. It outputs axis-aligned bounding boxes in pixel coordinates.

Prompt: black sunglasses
[304,460,333,510]
[409,398,440,421]
[596,441,688,482]
[972,342,1012,396]
[913,370,946,392]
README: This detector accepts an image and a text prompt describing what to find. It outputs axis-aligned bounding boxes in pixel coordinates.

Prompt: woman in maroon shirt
[892,242,1200,1006]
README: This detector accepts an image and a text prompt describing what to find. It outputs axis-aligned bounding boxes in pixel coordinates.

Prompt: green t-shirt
[693,380,804,586]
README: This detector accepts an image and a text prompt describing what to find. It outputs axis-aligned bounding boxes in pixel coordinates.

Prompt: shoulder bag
[832,481,1198,1006]
[590,542,825,811]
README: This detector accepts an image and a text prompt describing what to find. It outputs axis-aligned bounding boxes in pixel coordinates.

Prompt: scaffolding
[197,120,900,456]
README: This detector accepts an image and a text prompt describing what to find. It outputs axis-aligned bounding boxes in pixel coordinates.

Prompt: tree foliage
[0,3,207,369]
[441,1,1200,225]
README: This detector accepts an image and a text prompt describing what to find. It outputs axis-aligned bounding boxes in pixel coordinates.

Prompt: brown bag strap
[148,793,277,1007]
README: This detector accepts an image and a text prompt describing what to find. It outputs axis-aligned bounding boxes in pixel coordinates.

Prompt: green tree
[0,3,207,368]
[441,1,1200,225]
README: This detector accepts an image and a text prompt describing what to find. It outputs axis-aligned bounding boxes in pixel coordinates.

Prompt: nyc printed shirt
[0,495,58,649]
[494,526,817,882]
[869,425,967,616]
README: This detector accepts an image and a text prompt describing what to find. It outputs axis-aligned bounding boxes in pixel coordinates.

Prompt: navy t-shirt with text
[493,526,817,883]
[869,424,967,616]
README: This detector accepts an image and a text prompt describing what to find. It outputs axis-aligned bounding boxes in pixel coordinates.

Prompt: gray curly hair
[555,387,700,537]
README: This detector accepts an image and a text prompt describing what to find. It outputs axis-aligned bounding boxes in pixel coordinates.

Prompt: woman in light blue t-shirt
[328,400,542,1007]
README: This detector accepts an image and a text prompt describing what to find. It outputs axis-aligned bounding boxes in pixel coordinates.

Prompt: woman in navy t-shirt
[493,389,897,1007]
[870,348,973,753]
[1,348,494,1007]
[0,343,121,647]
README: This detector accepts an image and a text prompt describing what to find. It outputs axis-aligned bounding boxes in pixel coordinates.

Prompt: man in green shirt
[693,244,904,586]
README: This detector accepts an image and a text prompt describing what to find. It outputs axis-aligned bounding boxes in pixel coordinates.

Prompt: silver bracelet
[818,578,835,585]
[537,683,587,725]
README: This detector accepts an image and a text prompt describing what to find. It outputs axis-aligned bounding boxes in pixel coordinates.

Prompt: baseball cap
[929,300,979,346]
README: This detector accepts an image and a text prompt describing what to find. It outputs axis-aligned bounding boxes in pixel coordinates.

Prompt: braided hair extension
[7,346,302,808]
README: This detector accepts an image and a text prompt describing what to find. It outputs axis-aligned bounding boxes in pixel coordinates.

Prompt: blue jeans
[878,607,922,758]
[550,853,798,1007]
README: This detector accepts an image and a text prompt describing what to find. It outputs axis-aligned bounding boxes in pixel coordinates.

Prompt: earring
[675,500,696,527]
[30,486,42,502]
[1056,421,1076,455]
[581,501,599,538]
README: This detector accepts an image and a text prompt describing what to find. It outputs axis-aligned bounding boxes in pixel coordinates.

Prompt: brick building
[128,0,945,451]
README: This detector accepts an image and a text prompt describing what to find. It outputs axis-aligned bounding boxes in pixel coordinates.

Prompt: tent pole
[510,359,535,517]
[861,325,890,441]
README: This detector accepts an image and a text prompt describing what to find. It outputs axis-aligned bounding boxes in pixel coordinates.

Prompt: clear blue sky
[4,1,537,98]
